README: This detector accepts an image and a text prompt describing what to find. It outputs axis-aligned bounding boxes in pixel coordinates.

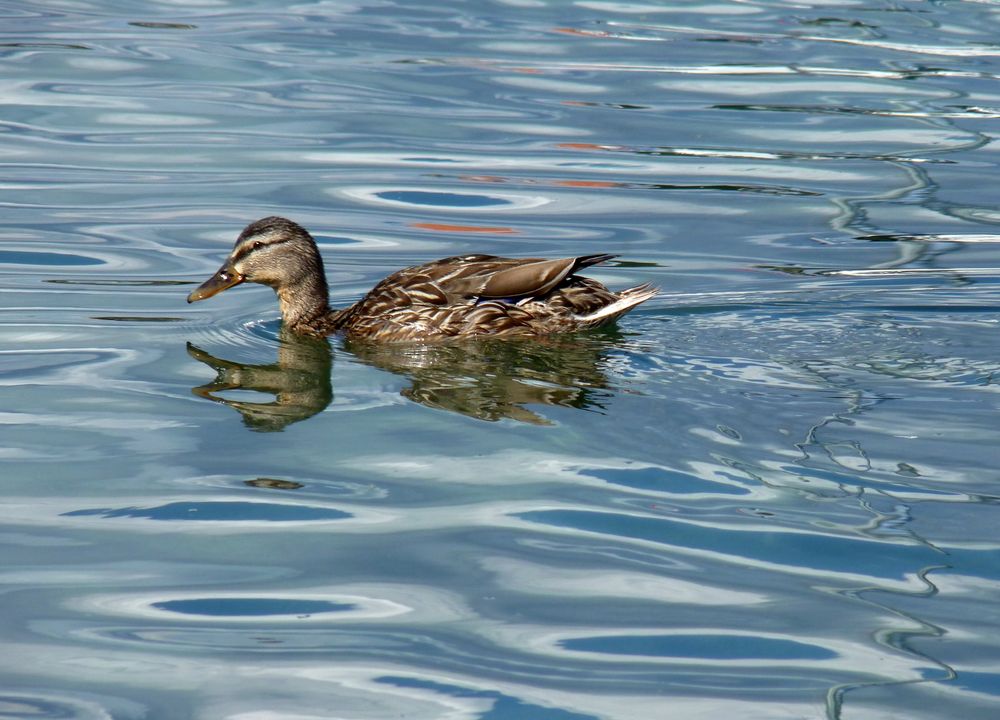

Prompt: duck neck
[276,273,332,331]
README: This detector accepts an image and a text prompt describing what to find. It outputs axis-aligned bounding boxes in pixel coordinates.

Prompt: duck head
[188,216,329,302]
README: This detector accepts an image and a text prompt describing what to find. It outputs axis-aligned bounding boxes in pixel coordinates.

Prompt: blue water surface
[2,1,1000,718]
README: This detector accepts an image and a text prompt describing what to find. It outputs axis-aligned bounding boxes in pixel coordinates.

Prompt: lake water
[3,0,1000,718]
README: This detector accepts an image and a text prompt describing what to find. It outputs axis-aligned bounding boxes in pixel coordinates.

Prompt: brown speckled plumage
[188,216,657,341]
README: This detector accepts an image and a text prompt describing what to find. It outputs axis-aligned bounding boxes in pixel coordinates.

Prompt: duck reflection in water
[188,329,332,432]
[187,327,628,429]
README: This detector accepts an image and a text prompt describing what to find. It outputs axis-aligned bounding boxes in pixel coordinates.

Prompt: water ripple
[4,0,1000,716]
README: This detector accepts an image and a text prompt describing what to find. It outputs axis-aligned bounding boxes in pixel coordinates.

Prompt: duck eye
[252,241,263,251]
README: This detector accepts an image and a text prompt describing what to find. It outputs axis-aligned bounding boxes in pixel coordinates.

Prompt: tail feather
[571,253,618,274]
[575,283,658,327]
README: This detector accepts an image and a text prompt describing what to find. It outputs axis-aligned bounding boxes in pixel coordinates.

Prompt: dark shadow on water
[188,328,627,430]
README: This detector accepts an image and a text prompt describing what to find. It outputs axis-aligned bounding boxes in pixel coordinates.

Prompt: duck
[187,216,657,342]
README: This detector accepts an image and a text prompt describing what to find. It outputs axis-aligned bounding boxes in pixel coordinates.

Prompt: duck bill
[187,264,244,303]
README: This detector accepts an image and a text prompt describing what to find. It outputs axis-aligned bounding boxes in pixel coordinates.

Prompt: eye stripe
[232,236,285,263]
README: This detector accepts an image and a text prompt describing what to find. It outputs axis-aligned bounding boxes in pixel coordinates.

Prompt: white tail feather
[575,283,658,326]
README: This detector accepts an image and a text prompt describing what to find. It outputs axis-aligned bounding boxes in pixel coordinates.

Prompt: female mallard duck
[187,216,657,341]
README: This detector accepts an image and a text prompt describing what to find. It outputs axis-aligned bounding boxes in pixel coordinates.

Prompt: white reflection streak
[0,690,129,720]
[0,410,182,431]
[606,21,1000,58]
[0,79,148,109]
[285,665,817,720]
[800,34,1000,58]
[0,640,825,720]
[739,127,965,145]
[894,234,1000,243]
[285,149,873,183]
[498,510,934,592]
[492,75,607,94]
[0,346,180,404]
[96,113,213,126]
[358,450,763,500]
[13,490,960,596]
[469,59,914,80]
[576,1,761,15]
[826,267,1000,277]
[341,453,939,590]
[481,556,768,605]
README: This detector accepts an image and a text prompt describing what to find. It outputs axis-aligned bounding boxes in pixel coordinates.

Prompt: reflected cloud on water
[188,327,632,428]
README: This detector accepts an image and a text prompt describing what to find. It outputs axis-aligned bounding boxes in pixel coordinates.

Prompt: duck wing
[442,253,617,299]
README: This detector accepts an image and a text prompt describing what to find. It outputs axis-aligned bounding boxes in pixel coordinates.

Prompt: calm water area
[3,0,1000,718]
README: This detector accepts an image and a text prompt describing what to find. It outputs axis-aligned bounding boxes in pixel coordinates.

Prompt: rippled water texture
[3,1,1000,718]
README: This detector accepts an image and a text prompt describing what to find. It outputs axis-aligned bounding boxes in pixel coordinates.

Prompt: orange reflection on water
[552,27,611,38]
[556,142,613,151]
[459,174,508,184]
[553,179,622,188]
